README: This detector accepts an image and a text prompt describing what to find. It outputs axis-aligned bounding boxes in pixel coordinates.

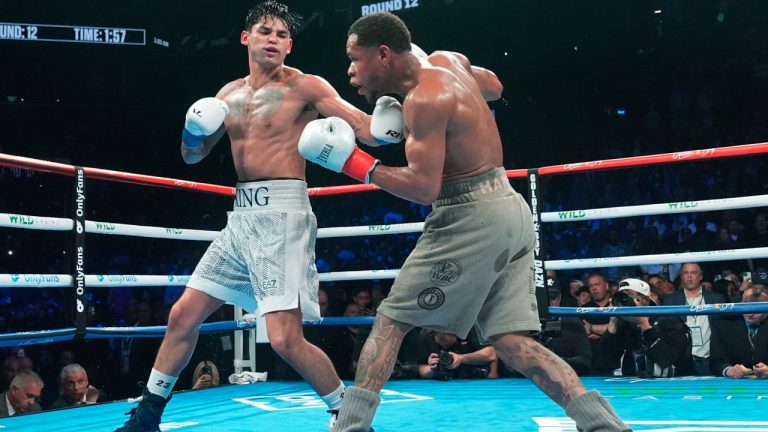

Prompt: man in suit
[0,369,44,418]
[48,363,107,409]
[710,283,768,378]
[662,262,725,375]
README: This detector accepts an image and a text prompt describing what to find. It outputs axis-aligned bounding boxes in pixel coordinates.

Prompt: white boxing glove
[299,117,380,183]
[182,97,229,148]
[371,96,404,145]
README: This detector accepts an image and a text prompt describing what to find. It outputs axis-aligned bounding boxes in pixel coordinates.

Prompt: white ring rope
[5,246,768,288]
[542,194,768,222]
[0,213,72,231]
[0,212,424,240]
[317,222,424,238]
[4,194,766,239]
[546,247,768,270]
[2,191,767,286]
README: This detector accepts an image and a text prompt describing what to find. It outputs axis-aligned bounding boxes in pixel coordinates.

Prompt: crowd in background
[2,0,768,417]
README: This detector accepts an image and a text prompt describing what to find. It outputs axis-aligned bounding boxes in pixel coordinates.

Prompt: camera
[438,350,453,368]
[613,291,636,307]
[201,363,212,375]
[435,350,454,380]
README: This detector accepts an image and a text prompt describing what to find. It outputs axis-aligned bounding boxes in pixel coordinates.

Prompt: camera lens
[438,350,453,367]
[614,291,635,307]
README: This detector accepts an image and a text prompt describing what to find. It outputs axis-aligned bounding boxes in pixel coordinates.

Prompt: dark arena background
[1,1,768,431]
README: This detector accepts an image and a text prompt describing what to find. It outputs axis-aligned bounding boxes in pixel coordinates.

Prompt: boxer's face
[346,34,384,104]
[242,16,292,64]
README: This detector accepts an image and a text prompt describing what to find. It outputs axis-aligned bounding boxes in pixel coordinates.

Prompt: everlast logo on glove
[235,187,270,207]
[317,144,335,164]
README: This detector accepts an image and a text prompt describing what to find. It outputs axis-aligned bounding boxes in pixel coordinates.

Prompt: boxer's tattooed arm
[354,315,410,392]
[494,336,584,407]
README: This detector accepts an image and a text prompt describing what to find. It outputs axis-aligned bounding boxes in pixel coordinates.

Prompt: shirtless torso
[405,51,503,181]
[182,16,373,181]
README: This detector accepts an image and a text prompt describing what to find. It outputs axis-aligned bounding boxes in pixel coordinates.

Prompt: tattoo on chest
[229,87,285,121]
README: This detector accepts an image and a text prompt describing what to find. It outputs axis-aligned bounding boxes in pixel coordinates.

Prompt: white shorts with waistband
[188,179,320,321]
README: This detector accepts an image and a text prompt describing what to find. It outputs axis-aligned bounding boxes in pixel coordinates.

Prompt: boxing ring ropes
[1,143,768,430]
[0,143,768,432]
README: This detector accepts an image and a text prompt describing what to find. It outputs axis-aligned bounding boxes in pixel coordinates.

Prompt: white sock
[146,368,178,399]
[320,381,345,410]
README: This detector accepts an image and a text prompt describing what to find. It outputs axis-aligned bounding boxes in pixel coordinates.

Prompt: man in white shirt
[662,262,725,375]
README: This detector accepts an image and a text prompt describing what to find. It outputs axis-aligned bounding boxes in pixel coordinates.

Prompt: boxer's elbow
[412,185,441,205]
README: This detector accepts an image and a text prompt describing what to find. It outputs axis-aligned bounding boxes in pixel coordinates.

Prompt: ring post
[527,168,549,319]
[72,167,87,337]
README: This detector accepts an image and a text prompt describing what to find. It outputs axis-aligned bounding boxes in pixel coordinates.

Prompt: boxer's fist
[299,117,380,183]
[371,96,404,145]
[183,97,229,148]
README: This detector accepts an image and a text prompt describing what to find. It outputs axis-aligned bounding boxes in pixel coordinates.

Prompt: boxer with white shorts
[115,2,403,431]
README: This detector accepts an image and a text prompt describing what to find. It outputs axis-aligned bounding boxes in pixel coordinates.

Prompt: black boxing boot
[114,386,171,432]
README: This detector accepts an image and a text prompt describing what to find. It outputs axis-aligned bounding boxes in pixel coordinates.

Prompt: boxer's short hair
[348,12,411,53]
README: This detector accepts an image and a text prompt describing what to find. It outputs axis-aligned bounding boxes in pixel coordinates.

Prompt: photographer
[191,360,219,390]
[600,279,695,377]
[414,328,497,380]
[540,277,592,376]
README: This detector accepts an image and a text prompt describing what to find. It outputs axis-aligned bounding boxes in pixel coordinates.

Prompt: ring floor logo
[533,418,768,431]
[233,388,431,411]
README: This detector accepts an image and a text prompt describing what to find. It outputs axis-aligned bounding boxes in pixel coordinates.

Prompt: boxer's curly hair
[245,1,303,35]
[348,12,411,53]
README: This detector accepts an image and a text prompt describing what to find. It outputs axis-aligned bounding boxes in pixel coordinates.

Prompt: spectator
[648,274,675,302]
[540,277,592,375]
[711,278,738,303]
[575,285,592,306]
[1,356,21,390]
[710,284,768,378]
[351,287,374,316]
[412,328,497,380]
[601,279,694,377]
[318,288,330,317]
[48,363,107,408]
[191,361,220,390]
[599,229,633,282]
[663,263,725,375]
[560,279,586,307]
[0,370,43,417]
[746,213,768,271]
[582,273,614,374]
[336,302,366,379]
